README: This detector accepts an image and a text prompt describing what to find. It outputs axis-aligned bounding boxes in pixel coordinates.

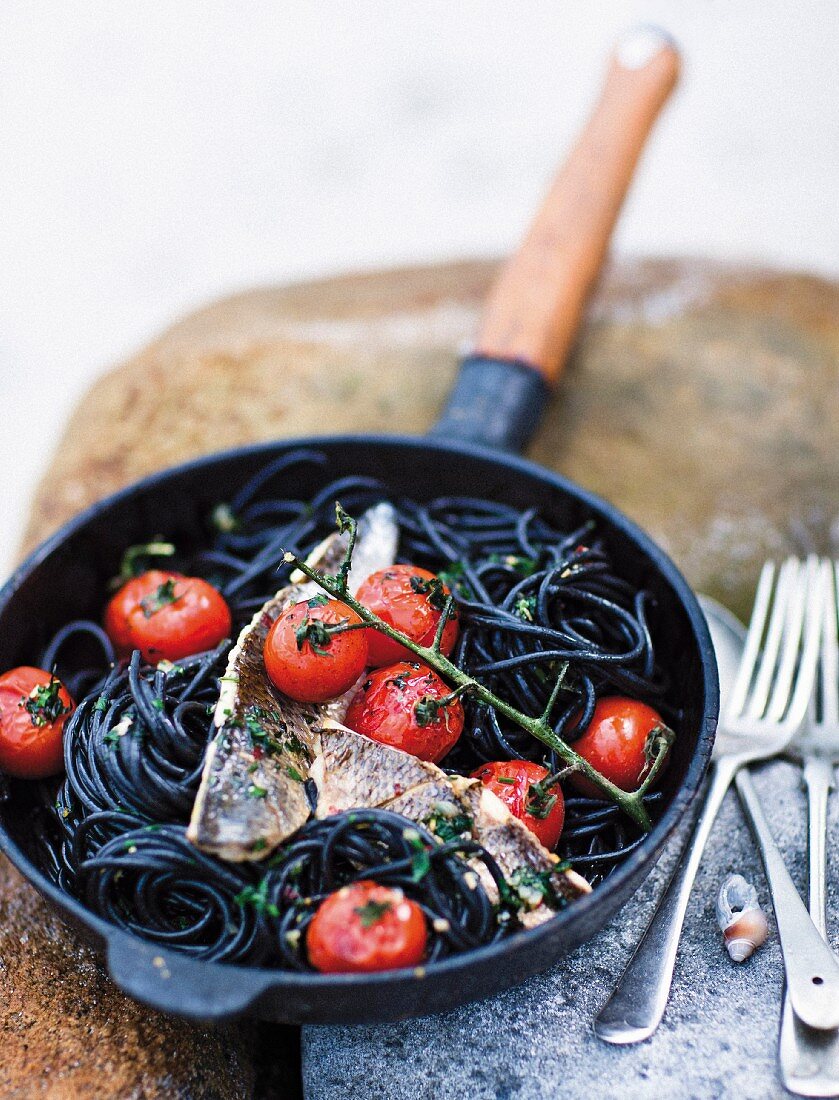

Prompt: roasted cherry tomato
[471,759,565,849]
[307,880,428,973]
[104,570,232,663]
[0,667,74,778]
[345,661,463,763]
[570,696,672,798]
[356,565,459,667]
[264,596,368,704]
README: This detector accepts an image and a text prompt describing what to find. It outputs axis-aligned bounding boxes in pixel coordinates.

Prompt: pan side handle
[431,26,680,453]
[107,934,273,1021]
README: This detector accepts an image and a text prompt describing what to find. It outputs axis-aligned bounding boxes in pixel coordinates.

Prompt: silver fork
[595,557,825,1044]
[776,562,839,1094]
[735,559,839,1032]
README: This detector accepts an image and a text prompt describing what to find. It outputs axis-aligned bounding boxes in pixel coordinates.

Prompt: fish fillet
[187,503,398,860]
[313,723,590,922]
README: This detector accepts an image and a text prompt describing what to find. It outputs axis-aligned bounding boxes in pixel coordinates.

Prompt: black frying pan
[0,33,717,1024]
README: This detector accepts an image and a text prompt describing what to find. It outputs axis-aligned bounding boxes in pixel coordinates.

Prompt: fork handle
[779,755,839,1095]
[736,768,839,1030]
[594,756,738,1043]
[802,756,834,936]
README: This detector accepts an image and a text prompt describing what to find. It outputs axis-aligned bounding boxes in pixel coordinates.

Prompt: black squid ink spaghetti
[0,448,677,970]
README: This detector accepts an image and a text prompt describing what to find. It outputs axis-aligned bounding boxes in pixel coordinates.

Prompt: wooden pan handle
[475,27,680,383]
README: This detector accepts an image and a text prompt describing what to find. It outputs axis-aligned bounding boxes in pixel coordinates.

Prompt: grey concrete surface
[303,759,835,1098]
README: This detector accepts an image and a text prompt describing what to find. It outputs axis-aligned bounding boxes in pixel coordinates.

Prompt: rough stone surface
[22,258,839,624]
[0,855,257,1099]
[9,257,839,1097]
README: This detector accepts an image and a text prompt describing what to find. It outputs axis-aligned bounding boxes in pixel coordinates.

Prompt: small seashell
[716,874,769,963]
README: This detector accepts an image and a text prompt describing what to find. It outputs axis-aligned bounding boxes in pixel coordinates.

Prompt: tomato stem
[430,594,456,653]
[286,509,661,831]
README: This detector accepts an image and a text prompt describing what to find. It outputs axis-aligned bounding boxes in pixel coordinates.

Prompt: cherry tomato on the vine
[307,880,428,973]
[0,667,74,778]
[356,565,459,667]
[471,759,565,849]
[569,696,672,798]
[344,661,463,763]
[104,570,232,663]
[264,596,368,704]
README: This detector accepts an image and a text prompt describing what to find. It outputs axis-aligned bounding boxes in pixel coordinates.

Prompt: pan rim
[0,433,718,1013]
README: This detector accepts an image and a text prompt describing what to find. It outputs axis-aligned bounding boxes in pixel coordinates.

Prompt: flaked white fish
[187,503,398,861]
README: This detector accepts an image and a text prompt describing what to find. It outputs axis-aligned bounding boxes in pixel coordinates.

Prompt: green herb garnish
[514,595,537,622]
[424,811,473,844]
[354,898,393,928]
[140,578,180,618]
[409,574,448,612]
[22,677,70,728]
[404,828,431,882]
[235,879,279,917]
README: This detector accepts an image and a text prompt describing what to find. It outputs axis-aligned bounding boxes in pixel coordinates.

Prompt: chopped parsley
[423,811,473,844]
[248,784,268,799]
[354,898,393,928]
[244,705,311,761]
[235,879,279,917]
[404,828,431,882]
[514,595,537,622]
[385,669,412,692]
[487,553,538,576]
[140,578,180,618]
[409,574,448,612]
[500,866,569,913]
[22,677,70,728]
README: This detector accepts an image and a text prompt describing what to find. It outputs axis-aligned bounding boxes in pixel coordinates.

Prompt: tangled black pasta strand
[257,809,513,970]
[27,447,678,966]
[44,644,229,891]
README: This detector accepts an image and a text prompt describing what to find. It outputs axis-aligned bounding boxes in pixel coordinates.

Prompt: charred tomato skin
[356,565,459,667]
[104,569,232,663]
[344,661,463,763]
[264,598,368,704]
[307,880,428,973]
[0,667,74,779]
[471,759,565,849]
[570,695,671,798]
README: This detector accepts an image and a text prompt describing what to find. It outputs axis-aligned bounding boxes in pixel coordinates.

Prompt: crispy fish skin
[187,504,397,861]
[310,720,445,817]
[313,724,590,919]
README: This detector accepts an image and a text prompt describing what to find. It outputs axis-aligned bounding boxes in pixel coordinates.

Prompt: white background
[1,2,837,573]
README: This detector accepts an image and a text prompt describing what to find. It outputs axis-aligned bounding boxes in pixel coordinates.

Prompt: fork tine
[745,558,799,721]
[773,556,825,728]
[727,560,778,720]
[758,558,809,721]
[820,562,839,728]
